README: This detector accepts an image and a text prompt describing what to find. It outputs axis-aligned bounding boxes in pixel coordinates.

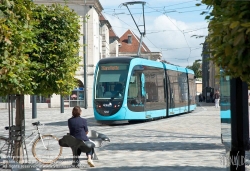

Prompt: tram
[93,57,196,123]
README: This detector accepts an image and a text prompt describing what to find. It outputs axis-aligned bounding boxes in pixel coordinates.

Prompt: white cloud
[141,15,207,67]
[100,0,208,67]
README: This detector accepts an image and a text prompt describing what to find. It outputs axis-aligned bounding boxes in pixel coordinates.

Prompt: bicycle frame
[1,122,61,166]
[25,124,47,150]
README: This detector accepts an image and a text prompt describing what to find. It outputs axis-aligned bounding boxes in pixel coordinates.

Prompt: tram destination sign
[100,65,127,71]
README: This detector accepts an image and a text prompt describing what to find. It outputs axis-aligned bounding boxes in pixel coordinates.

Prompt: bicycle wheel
[32,135,62,164]
[0,138,11,159]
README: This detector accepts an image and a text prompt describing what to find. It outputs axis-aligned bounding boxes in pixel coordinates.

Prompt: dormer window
[128,35,132,44]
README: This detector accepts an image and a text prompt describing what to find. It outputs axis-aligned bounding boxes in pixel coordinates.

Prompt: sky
[99,0,210,67]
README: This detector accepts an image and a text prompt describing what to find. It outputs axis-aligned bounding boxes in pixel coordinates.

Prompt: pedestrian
[214,90,220,108]
[210,92,214,103]
[199,93,202,102]
[68,106,95,167]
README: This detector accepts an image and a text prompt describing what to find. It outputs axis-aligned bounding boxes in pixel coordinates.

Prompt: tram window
[142,66,165,110]
[95,71,128,99]
[188,73,195,105]
[127,67,145,112]
[178,73,188,104]
[128,74,139,98]
[99,74,120,82]
[130,76,136,83]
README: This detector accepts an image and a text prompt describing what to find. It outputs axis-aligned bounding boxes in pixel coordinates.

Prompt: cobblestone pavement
[0,103,228,171]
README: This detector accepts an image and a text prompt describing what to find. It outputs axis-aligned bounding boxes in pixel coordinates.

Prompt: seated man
[68,106,95,167]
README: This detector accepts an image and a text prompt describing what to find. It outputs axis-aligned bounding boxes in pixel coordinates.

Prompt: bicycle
[0,121,62,165]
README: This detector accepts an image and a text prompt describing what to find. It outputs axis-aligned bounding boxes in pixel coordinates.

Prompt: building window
[128,35,132,44]
[30,95,50,103]
[63,80,85,108]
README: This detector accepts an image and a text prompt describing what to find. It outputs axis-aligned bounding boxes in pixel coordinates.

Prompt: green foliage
[200,0,250,83]
[186,60,202,78]
[0,0,38,95]
[31,4,81,95]
[0,0,81,96]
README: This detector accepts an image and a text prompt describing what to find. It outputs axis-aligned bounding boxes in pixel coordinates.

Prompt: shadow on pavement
[197,102,215,107]
[45,117,102,127]
[86,166,224,171]
[40,165,225,171]
[101,141,224,151]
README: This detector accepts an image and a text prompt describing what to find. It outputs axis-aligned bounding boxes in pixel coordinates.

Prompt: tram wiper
[110,91,122,101]
[110,89,124,102]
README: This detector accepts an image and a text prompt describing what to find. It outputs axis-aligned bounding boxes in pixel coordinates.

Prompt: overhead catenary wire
[103,11,204,63]
[103,12,207,34]
[102,1,207,65]
[120,1,146,57]
[144,3,207,64]
[103,1,206,15]
[105,12,202,47]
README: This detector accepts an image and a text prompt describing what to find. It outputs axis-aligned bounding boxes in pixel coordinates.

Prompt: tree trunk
[13,95,25,163]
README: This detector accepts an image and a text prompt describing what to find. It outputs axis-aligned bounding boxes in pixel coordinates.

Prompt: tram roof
[98,57,194,74]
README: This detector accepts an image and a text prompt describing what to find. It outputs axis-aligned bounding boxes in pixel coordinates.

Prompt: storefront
[64,87,85,108]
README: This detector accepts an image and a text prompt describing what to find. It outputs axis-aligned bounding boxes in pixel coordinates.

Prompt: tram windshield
[95,63,129,99]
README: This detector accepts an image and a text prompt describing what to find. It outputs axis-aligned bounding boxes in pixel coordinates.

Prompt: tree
[199,1,250,170]
[0,1,81,96]
[0,0,38,94]
[31,4,81,95]
[0,0,81,162]
[198,1,250,83]
[186,60,202,78]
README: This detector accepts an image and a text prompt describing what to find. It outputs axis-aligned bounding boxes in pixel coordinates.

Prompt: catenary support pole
[83,3,88,109]
[32,95,37,119]
[60,95,64,113]
[230,77,249,171]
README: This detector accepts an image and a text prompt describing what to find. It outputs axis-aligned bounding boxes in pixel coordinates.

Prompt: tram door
[167,72,176,115]
[164,76,171,117]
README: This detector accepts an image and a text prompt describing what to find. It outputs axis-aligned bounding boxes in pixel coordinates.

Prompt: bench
[58,130,110,166]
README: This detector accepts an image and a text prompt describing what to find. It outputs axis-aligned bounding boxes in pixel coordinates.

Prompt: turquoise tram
[93,57,196,123]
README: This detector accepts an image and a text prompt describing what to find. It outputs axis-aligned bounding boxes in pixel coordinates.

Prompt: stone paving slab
[0,105,229,171]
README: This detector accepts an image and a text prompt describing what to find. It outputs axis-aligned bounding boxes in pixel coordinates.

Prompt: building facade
[202,38,220,102]
[0,0,108,109]
[0,0,159,109]
[118,29,162,60]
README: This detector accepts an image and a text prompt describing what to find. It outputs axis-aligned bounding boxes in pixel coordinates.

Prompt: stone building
[0,0,160,109]
[201,38,220,102]
[0,0,116,109]
[118,29,162,60]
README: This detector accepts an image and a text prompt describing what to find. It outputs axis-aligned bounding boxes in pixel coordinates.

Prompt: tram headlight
[96,104,102,108]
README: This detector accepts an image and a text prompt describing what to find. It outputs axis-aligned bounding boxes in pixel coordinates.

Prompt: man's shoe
[87,159,95,167]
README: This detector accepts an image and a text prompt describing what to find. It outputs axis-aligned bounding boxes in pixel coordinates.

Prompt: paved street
[0,103,228,171]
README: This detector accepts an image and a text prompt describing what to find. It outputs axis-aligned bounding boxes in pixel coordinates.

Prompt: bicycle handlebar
[4,121,43,130]
[32,121,41,126]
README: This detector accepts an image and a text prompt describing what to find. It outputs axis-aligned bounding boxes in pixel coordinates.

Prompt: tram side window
[127,66,144,104]
[143,66,165,110]
[127,66,146,112]
[167,70,179,108]
[188,73,196,105]
[178,73,188,105]
[128,75,138,98]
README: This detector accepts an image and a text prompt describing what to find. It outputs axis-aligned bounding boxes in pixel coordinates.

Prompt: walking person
[210,92,214,103]
[199,93,203,102]
[68,106,95,167]
[214,90,220,108]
